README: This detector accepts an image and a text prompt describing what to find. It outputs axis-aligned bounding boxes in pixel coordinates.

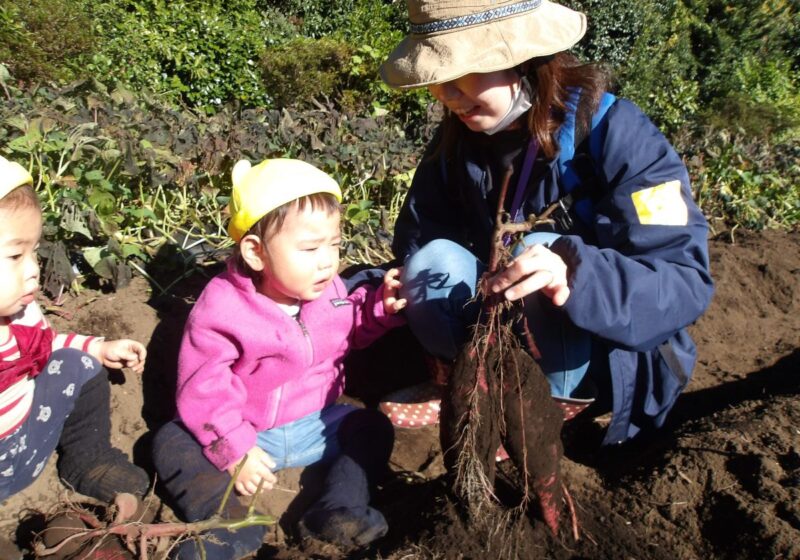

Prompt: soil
[1,228,798,560]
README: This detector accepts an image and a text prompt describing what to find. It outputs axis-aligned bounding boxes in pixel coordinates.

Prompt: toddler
[0,155,149,503]
[152,158,406,560]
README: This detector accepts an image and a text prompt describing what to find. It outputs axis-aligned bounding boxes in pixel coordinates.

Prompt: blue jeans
[399,233,591,398]
[152,403,358,520]
[256,403,357,471]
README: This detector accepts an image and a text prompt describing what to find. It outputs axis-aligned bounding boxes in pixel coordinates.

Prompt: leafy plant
[687,0,800,135]
[0,76,425,294]
[260,37,354,108]
[565,0,647,69]
[84,0,271,112]
[0,0,94,83]
[675,125,800,230]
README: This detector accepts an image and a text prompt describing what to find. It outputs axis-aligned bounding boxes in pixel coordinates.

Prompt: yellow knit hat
[0,155,33,200]
[227,158,342,242]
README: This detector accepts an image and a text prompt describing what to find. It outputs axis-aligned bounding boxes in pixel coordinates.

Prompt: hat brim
[380,1,586,89]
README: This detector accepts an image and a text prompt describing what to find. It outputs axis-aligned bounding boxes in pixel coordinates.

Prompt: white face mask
[483,78,533,136]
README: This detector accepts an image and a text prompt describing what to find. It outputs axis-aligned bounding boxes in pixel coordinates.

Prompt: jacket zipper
[296,315,314,367]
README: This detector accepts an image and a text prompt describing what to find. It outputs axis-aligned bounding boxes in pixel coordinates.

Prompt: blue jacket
[392,98,714,444]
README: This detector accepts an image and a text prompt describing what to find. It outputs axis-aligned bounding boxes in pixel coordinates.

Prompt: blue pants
[399,233,591,398]
[0,348,103,499]
[256,403,356,470]
[152,404,386,521]
[153,407,393,558]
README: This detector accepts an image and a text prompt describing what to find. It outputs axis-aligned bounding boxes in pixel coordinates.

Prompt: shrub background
[0,0,797,292]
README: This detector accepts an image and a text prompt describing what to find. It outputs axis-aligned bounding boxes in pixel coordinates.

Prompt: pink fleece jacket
[176,260,404,470]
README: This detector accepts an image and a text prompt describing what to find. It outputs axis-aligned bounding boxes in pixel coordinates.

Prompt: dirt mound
[1,229,797,560]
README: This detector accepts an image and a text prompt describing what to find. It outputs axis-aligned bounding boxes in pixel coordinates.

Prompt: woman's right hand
[227,446,277,496]
[488,243,571,306]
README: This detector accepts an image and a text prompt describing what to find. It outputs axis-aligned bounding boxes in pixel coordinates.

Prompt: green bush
[703,56,799,139]
[569,0,799,137]
[566,0,700,132]
[688,0,799,136]
[330,0,430,125]
[261,0,429,125]
[0,78,425,292]
[84,0,272,112]
[260,37,354,108]
[565,0,646,69]
[617,0,700,132]
[674,125,800,230]
[266,0,361,38]
[0,0,94,83]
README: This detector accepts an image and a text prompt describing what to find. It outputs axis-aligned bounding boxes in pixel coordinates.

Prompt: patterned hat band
[410,0,543,35]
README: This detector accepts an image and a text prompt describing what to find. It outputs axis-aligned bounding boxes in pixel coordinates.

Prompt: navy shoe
[64,449,150,502]
[298,505,388,547]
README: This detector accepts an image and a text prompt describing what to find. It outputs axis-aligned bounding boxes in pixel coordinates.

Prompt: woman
[379,0,714,450]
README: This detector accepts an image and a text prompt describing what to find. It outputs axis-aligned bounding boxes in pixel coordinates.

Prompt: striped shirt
[0,302,97,439]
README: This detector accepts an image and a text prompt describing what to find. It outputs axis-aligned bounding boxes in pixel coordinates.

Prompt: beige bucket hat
[381,0,587,89]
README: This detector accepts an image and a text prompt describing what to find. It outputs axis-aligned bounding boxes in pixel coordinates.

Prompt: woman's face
[428,69,520,133]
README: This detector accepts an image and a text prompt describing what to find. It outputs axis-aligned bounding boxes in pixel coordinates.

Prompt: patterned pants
[0,348,102,499]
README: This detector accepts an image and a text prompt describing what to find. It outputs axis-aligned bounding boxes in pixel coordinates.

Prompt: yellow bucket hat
[381,0,587,89]
[0,155,33,200]
[227,158,342,242]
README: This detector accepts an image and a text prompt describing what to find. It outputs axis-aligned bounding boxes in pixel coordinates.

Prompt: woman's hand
[227,446,277,496]
[91,339,147,373]
[488,244,571,306]
[382,267,408,314]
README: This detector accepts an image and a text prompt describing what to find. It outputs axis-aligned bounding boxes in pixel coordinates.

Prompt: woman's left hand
[488,244,571,306]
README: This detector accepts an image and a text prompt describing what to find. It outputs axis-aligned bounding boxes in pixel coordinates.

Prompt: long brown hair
[438,52,611,162]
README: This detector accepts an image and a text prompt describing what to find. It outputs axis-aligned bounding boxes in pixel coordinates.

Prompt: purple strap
[503,138,539,247]
[509,138,539,223]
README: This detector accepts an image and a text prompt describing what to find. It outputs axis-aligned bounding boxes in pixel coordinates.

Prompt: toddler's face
[0,204,42,317]
[257,204,341,305]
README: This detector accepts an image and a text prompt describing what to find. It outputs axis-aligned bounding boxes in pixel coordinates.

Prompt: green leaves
[59,202,93,240]
[83,0,270,113]
[0,75,424,294]
[676,126,800,230]
[345,200,375,226]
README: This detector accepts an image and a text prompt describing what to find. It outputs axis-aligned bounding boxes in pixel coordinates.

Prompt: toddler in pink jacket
[152,158,405,560]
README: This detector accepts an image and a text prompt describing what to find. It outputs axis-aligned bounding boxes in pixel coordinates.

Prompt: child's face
[428,69,520,133]
[0,204,42,317]
[257,204,341,305]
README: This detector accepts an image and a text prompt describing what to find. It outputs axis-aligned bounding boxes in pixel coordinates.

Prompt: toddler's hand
[94,339,147,373]
[227,446,277,496]
[383,267,407,314]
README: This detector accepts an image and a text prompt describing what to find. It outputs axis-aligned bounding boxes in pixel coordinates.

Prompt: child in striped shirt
[0,155,150,502]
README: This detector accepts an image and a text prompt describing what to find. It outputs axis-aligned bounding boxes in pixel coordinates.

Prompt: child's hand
[383,267,407,314]
[93,339,147,373]
[227,446,277,496]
